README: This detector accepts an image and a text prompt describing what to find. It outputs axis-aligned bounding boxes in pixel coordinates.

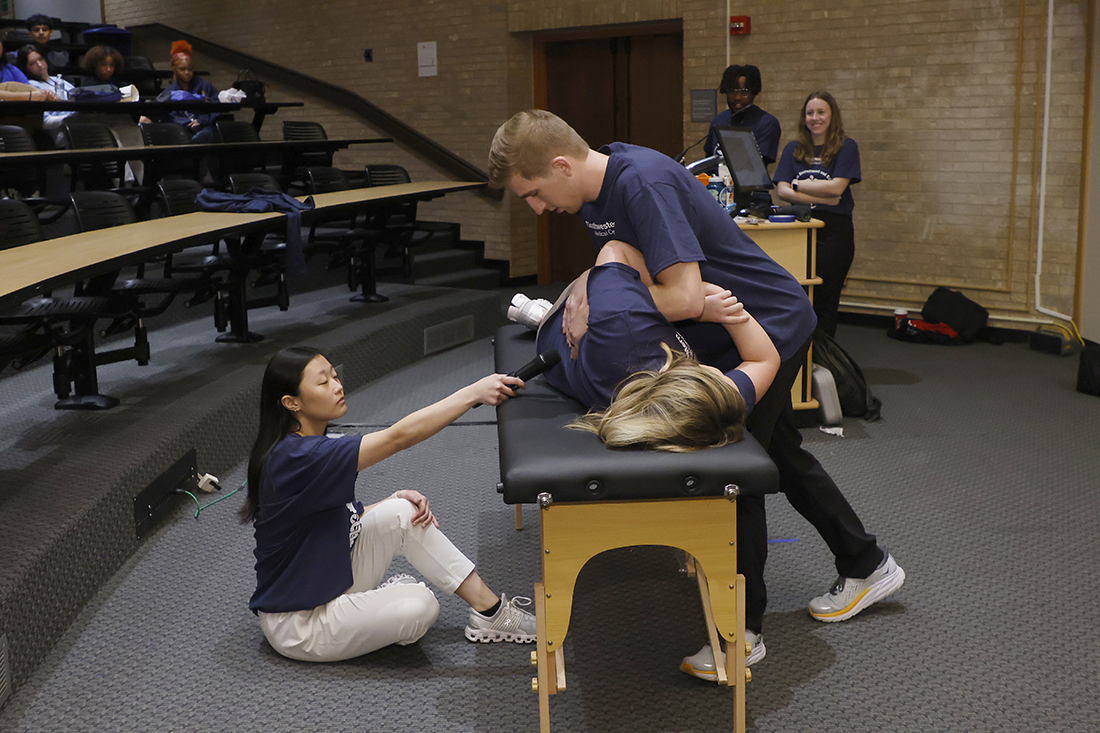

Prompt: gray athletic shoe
[808,552,905,622]
[464,593,536,643]
[679,632,765,682]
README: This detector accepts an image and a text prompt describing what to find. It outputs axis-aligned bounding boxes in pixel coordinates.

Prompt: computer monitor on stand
[715,127,774,215]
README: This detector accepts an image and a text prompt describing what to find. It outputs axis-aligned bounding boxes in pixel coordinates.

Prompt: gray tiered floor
[1,287,1098,732]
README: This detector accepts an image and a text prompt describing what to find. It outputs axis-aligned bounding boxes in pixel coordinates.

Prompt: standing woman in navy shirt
[774,91,861,336]
[241,347,536,662]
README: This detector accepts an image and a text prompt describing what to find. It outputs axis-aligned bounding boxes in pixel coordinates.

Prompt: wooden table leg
[534,581,552,733]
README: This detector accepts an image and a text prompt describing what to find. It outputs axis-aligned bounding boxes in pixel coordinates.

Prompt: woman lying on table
[535,239,780,451]
[240,347,536,662]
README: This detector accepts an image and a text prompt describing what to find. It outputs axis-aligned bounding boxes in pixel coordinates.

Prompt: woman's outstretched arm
[356,374,523,470]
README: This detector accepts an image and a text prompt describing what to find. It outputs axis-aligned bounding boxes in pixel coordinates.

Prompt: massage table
[493,325,780,732]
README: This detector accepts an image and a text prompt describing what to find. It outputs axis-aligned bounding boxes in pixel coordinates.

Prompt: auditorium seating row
[1,115,469,410]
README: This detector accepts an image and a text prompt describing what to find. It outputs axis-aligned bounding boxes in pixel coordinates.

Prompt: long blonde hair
[570,344,746,452]
[793,90,846,166]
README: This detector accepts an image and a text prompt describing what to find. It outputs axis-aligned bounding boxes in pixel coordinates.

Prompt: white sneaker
[679,631,765,682]
[808,553,905,622]
[507,294,552,329]
[464,593,537,643]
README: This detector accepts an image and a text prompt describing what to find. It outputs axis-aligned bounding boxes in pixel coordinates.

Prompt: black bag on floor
[812,329,882,421]
[1077,340,1100,397]
[921,287,989,343]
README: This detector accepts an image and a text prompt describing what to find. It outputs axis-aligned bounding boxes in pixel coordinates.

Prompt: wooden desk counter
[0,211,281,308]
[0,180,486,308]
[304,180,485,209]
[0,137,392,171]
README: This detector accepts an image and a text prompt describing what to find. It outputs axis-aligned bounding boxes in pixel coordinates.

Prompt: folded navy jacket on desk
[196,189,315,273]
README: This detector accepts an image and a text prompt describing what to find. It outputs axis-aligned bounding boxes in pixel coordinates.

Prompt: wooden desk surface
[736,217,824,231]
[305,181,484,208]
[0,138,392,169]
[0,181,485,307]
[0,100,304,115]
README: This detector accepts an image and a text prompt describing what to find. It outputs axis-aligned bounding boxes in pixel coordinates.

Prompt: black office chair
[69,191,221,333]
[363,164,460,282]
[301,166,386,302]
[215,120,266,176]
[0,124,45,198]
[63,120,126,191]
[0,124,69,222]
[227,172,282,194]
[282,120,332,191]
[140,122,199,182]
[155,179,237,332]
[122,55,161,98]
[0,197,143,409]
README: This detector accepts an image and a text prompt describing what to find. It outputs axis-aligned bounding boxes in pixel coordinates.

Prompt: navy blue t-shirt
[773,137,861,217]
[577,143,816,363]
[537,262,756,413]
[249,433,365,614]
[703,105,782,165]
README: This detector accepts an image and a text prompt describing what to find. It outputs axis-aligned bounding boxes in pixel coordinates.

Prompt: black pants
[811,211,855,337]
[738,337,882,633]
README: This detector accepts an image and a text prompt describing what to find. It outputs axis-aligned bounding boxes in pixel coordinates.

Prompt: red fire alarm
[729,16,751,35]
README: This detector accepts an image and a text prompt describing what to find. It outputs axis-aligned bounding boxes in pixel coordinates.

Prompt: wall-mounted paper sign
[418,41,437,77]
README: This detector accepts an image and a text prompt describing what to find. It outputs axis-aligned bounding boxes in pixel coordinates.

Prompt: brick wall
[105,0,1089,323]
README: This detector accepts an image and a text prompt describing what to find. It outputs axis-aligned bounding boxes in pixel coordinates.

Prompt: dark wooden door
[541,31,683,283]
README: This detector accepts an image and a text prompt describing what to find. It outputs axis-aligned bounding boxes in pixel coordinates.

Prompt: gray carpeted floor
[1,308,1098,732]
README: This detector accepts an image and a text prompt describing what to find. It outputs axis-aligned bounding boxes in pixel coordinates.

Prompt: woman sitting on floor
[241,347,536,662]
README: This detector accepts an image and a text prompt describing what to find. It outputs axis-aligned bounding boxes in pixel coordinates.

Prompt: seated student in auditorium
[78,44,125,88]
[241,346,537,662]
[156,41,220,143]
[16,45,75,146]
[491,109,904,680]
[0,38,34,87]
[26,14,70,70]
[703,64,781,167]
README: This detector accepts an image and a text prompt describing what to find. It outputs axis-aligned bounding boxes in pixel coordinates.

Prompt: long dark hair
[793,90,846,166]
[239,346,321,523]
[16,45,44,79]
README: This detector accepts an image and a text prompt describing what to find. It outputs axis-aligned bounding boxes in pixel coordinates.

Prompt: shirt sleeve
[726,369,757,416]
[832,138,861,184]
[756,115,782,166]
[773,141,799,184]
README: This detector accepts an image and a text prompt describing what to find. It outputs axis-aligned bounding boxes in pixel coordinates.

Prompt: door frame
[532,20,683,284]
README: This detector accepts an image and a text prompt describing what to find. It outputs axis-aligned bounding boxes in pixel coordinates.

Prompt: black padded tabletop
[493,324,779,504]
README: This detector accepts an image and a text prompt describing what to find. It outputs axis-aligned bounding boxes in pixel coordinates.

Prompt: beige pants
[258,498,476,662]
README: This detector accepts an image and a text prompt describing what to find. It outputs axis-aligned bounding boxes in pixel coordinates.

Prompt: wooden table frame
[532,491,750,733]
